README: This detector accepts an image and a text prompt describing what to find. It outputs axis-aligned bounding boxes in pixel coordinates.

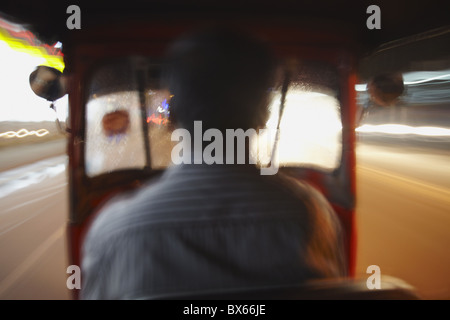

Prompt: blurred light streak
[355,70,450,91]
[0,128,49,138]
[403,70,450,85]
[147,114,169,125]
[0,18,64,72]
[356,124,450,136]
[0,163,66,200]
[404,73,450,85]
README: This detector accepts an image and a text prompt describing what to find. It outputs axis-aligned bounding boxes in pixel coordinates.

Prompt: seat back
[164,277,420,300]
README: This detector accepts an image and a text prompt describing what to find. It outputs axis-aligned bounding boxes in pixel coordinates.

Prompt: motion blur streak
[0,128,50,138]
[359,165,450,205]
[1,141,449,299]
[356,124,450,136]
[404,73,450,85]
[0,155,70,300]
[0,18,64,72]
[355,144,450,299]
[0,157,65,199]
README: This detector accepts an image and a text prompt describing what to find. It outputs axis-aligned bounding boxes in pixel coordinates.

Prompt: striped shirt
[80,163,347,299]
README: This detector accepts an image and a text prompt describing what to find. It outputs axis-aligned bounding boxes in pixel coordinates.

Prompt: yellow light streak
[0,23,64,72]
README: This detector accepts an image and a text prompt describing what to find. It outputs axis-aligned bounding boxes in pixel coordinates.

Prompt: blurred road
[0,139,449,299]
[0,138,67,172]
[0,140,70,300]
[354,143,450,299]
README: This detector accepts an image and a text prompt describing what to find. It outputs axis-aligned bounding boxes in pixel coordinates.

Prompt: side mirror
[367,73,404,107]
[29,65,70,134]
[29,66,67,102]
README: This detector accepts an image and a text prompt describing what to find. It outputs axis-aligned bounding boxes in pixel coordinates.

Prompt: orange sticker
[102,110,130,137]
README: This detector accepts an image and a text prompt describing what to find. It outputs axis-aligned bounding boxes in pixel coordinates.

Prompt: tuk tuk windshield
[84,57,342,177]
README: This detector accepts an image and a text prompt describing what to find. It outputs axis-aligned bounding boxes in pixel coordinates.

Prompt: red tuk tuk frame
[63,17,359,299]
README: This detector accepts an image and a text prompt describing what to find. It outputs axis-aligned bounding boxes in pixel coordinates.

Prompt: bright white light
[355,84,368,91]
[54,41,63,49]
[256,90,342,170]
[0,40,68,122]
[403,70,450,85]
[356,124,450,136]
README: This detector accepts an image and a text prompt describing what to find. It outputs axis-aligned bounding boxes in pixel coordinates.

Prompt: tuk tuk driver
[80,27,347,299]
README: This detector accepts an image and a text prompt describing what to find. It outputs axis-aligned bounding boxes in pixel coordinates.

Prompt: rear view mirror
[29,65,69,134]
[29,66,67,101]
[367,73,404,106]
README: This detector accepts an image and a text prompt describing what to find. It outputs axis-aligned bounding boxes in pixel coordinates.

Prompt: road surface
[354,143,450,299]
[0,139,449,299]
[0,138,67,172]
[0,151,70,299]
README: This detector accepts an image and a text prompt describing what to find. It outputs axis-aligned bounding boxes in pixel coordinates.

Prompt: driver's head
[163,26,276,132]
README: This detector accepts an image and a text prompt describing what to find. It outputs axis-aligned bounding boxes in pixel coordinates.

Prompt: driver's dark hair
[162,26,276,132]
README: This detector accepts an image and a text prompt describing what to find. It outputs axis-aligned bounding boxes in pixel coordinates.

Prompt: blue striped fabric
[81,163,347,299]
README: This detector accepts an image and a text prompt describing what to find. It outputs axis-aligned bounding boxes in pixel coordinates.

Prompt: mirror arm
[49,102,70,135]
